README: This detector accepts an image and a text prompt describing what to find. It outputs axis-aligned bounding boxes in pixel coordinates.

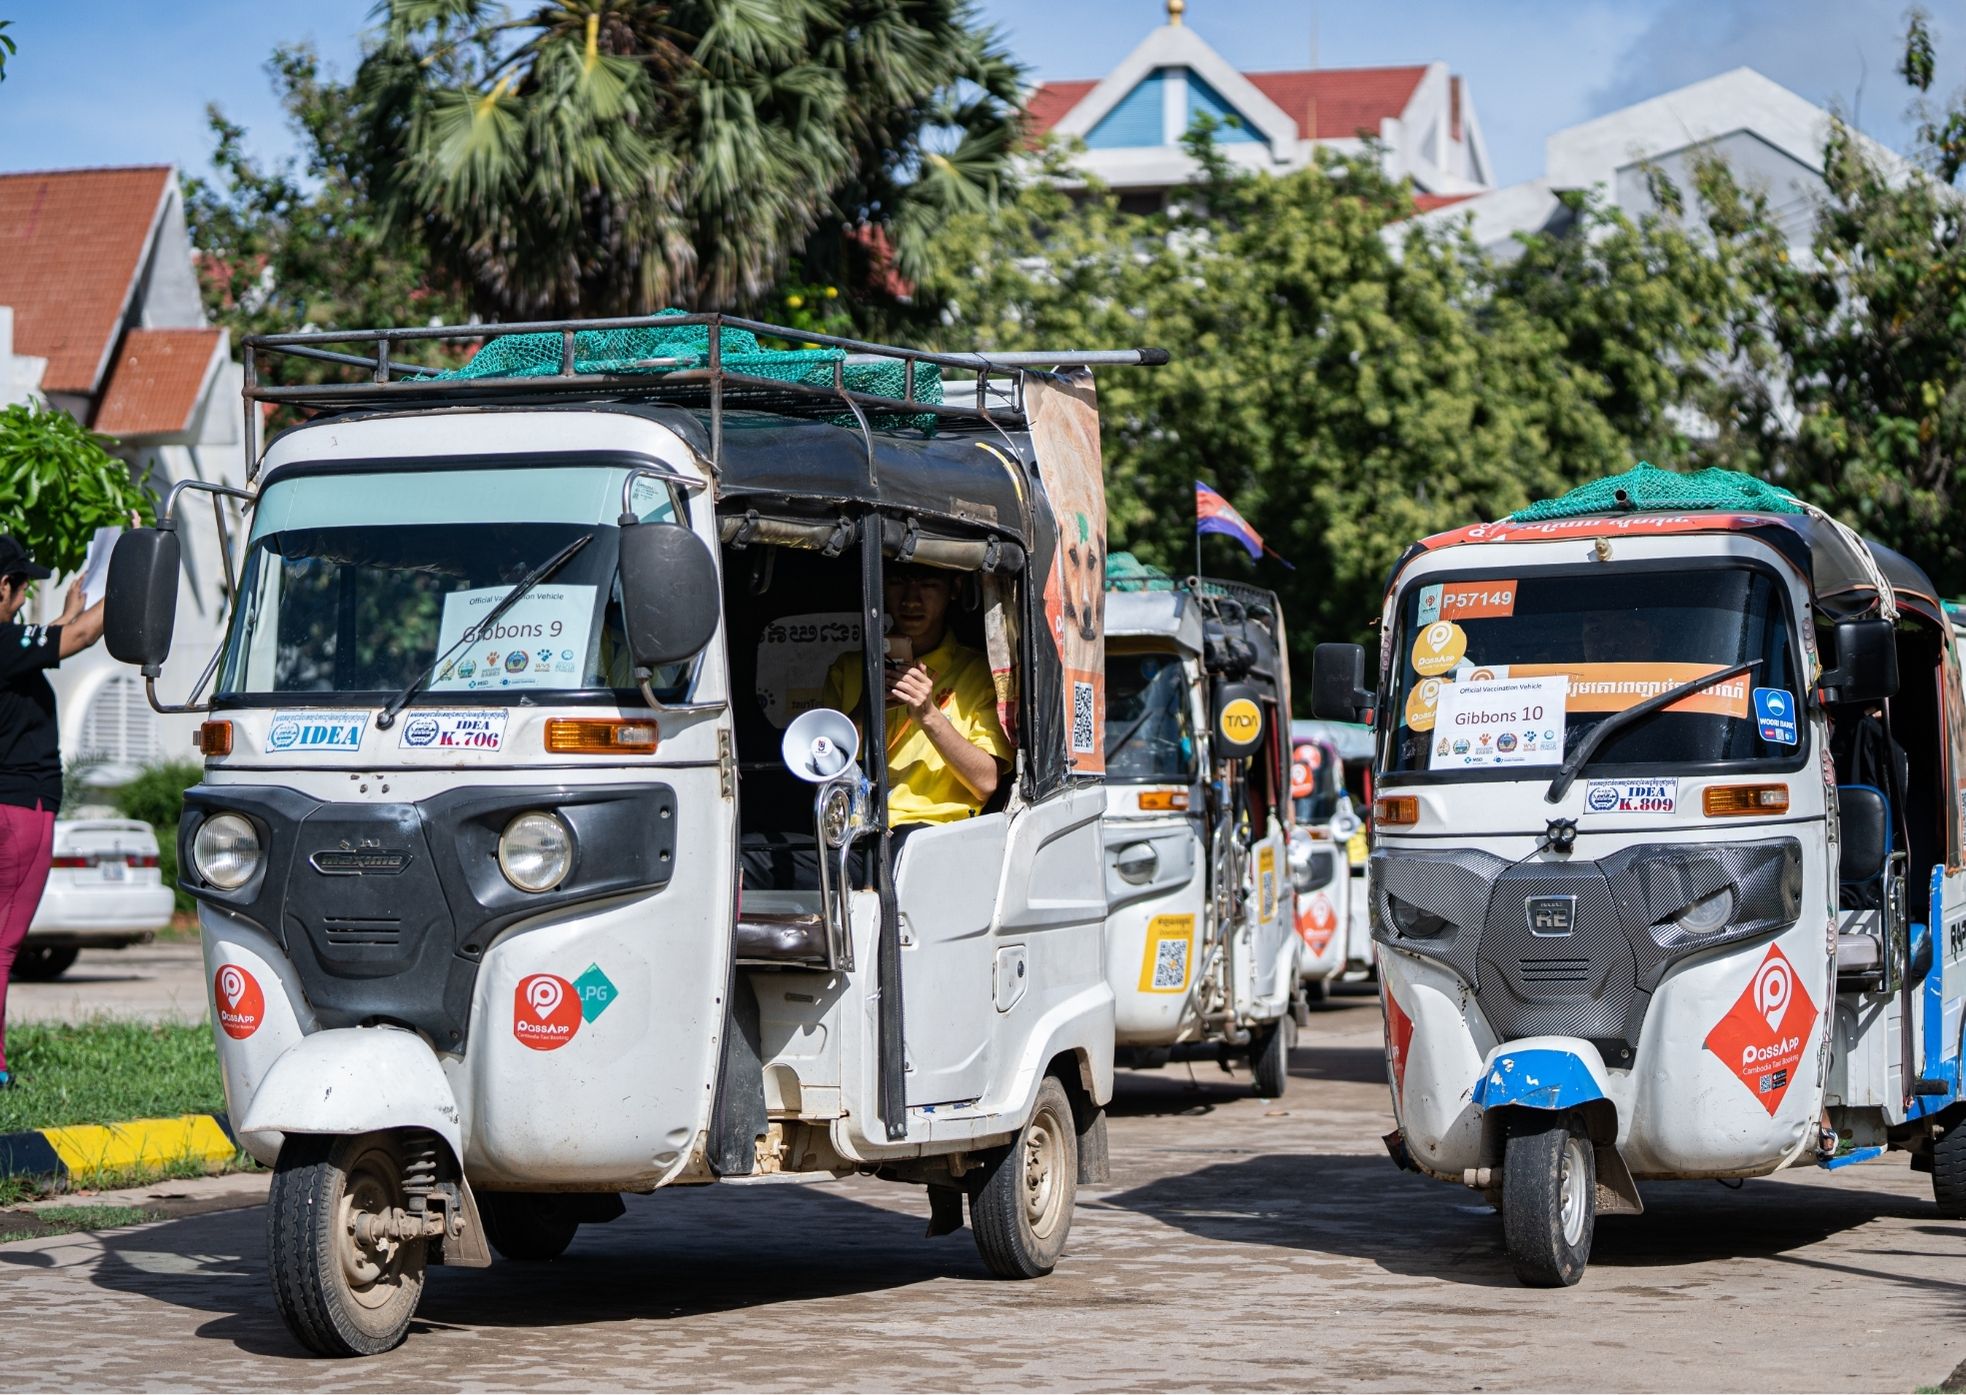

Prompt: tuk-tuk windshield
[218,465,678,701]
[1106,651,1196,783]
[1383,564,1802,777]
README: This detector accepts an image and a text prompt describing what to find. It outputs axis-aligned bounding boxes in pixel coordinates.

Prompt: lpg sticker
[1410,621,1467,677]
[1258,844,1278,920]
[266,711,366,753]
[573,963,618,1023]
[1139,914,1196,993]
[397,709,510,751]
[1703,944,1818,1116]
[513,973,583,1051]
[1415,583,1444,626]
[1584,779,1678,814]
[214,964,265,1040]
[1753,687,1799,745]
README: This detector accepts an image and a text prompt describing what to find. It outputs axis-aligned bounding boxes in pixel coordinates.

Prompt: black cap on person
[0,536,52,581]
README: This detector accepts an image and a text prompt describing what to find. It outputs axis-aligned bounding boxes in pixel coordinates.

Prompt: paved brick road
[3,992,1963,1391]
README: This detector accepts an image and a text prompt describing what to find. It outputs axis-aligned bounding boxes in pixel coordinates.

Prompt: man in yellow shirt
[820,564,1011,826]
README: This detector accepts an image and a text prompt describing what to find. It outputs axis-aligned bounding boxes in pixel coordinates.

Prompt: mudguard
[1471,1039,1610,1114]
[240,1026,463,1165]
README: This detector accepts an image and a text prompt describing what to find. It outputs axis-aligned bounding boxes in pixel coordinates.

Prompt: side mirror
[1837,784,1890,886]
[1311,642,1374,723]
[1211,681,1266,760]
[1821,618,1898,705]
[104,528,180,673]
[617,522,721,667]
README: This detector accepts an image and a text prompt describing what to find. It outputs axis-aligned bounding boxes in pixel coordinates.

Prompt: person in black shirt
[0,536,106,1088]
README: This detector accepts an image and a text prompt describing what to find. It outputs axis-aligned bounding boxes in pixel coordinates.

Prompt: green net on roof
[436,309,943,429]
[1512,462,1804,521]
[1106,551,1180,592]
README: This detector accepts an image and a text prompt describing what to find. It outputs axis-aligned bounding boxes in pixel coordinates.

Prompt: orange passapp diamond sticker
[1703,944,1817,1116]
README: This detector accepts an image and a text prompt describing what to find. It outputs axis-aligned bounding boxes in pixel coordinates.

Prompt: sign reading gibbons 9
[1213,683,1266,759]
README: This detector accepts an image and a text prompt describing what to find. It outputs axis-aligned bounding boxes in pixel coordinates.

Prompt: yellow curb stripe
[41,1115,235,1175]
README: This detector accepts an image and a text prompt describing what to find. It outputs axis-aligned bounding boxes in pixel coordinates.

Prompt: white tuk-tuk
[1288,720,1365,998]
[1100,565,1300,1096]
[1311,466,1966,1285]
[103,314,1162,1354]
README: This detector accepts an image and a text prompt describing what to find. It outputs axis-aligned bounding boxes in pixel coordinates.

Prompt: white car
[20,818,175,980]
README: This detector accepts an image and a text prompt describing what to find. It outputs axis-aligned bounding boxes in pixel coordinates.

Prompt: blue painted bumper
[1472,1049,1606,1113]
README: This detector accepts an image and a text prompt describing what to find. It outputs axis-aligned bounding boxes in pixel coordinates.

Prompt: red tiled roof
[1244,66,1428,140]
[1022,66,1429,143]
[1413,192,1477,213]
[1023,80,1098,137]
[0,167,173,395]
[94,328,225,438]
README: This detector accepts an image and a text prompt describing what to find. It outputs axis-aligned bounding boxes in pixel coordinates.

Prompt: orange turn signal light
[544,718,659,755]
[195,720,233,757]
[1374,795,1419,827]
[1138,790,1189,812]
[1703,783,1789,817]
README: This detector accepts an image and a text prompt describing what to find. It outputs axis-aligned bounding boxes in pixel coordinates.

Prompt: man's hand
[886,660,936,717]
[57,576,86,626]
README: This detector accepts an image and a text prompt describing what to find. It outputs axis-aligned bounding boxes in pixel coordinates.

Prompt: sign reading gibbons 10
[1213,684,1266,759]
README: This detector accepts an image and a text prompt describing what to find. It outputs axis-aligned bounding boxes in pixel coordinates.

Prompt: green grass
[0,1021,225,1134]
[0,1204,158,1243]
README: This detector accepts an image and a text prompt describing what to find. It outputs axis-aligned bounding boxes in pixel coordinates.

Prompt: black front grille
[1518,957,1589,985]
[323,915,403,947]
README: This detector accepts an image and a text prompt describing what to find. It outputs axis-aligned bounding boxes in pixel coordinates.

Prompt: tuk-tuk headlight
[499,811,572,892]
[1114,842,1159,885]
[192,813,260,890]
[1670,886,1735,936]
[1386,893,1450,938]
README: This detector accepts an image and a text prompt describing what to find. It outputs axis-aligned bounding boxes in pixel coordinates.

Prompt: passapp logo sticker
[1703,944,1817,1116]
[266,711,366,753]
[1754,687,1799,745]
[513,973,583,1050]
[398,709,509,751]
[1297,891,1338,954]
[1585,779,1678,814]
[1411,621,1467,677]
[214,964,266,1040]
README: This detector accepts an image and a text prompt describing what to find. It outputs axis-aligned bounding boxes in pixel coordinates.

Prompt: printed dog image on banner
[1027,368,1108,774]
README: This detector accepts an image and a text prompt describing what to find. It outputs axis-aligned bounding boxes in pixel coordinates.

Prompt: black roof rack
[241,311,1168,483]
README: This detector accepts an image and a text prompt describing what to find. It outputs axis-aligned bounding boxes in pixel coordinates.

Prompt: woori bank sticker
[1429,675,1569,770]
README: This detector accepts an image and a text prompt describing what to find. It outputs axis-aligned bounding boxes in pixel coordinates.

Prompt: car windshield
[1382,564,1801,777]
[218,465,678,701]
[1105,650,1195,783]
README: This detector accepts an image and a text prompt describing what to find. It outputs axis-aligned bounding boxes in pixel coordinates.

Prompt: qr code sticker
[1072,680,1096,754]
[1152,936,1189,991]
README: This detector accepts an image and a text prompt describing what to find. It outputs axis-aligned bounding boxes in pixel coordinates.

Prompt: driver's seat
[1835,784,1893,987]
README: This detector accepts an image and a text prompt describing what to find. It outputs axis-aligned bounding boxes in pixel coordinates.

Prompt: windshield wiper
[1543,658,1762,803]
[374,533,594,730]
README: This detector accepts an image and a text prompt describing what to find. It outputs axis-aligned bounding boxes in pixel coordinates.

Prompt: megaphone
[782,707,861,783]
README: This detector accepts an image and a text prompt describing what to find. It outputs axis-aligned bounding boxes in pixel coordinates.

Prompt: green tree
[349,0,1023,318]
[0,403,151,575]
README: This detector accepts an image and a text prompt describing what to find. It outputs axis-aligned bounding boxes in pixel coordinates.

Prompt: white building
[1024,2,1492,209]
[0,165,246,782]
[1407,67,1897,258]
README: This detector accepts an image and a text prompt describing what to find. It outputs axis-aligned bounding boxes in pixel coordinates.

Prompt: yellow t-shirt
[820,634,1012,825]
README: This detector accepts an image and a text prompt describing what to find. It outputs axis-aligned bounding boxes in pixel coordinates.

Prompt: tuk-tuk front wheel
[971,1075,1078,1279]
[1250,1019,1292,1099]
[268,1131,428,1357]
[1501,1113,1594,1288]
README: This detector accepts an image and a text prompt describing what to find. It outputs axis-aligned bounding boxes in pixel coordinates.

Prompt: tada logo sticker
[214,964,265,1040]
[512,972,583,1051]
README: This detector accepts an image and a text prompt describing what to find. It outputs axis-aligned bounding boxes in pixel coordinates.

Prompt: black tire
[478,1192,580,1262]
[1250,1018,1291,1099]
[1502,1113,1594,1287]
[971,1075,1079,1279]
[1933,1123,1966,1218]
[267,1132,427,1357]
[14,945,79,981]
[1302,978,1329,1004]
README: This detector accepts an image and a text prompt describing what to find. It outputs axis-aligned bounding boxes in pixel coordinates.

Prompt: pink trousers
[0,801,55,1074]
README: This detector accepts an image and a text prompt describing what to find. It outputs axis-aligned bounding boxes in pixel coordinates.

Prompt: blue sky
[1,0,1960,187]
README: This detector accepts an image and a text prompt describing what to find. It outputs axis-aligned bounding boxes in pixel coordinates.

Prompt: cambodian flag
[1196,481,1280,563]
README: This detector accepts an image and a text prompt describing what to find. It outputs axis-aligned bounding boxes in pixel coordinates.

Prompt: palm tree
[354,0,1024,318]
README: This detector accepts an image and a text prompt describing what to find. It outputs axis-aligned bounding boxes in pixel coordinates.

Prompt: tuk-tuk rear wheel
[267,1131,428,1357]
[1501,1113,1594,1288]
[971,1075,1078,1279]
[1250,1019,1292,1099]
[1932,1122,1966,1218]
